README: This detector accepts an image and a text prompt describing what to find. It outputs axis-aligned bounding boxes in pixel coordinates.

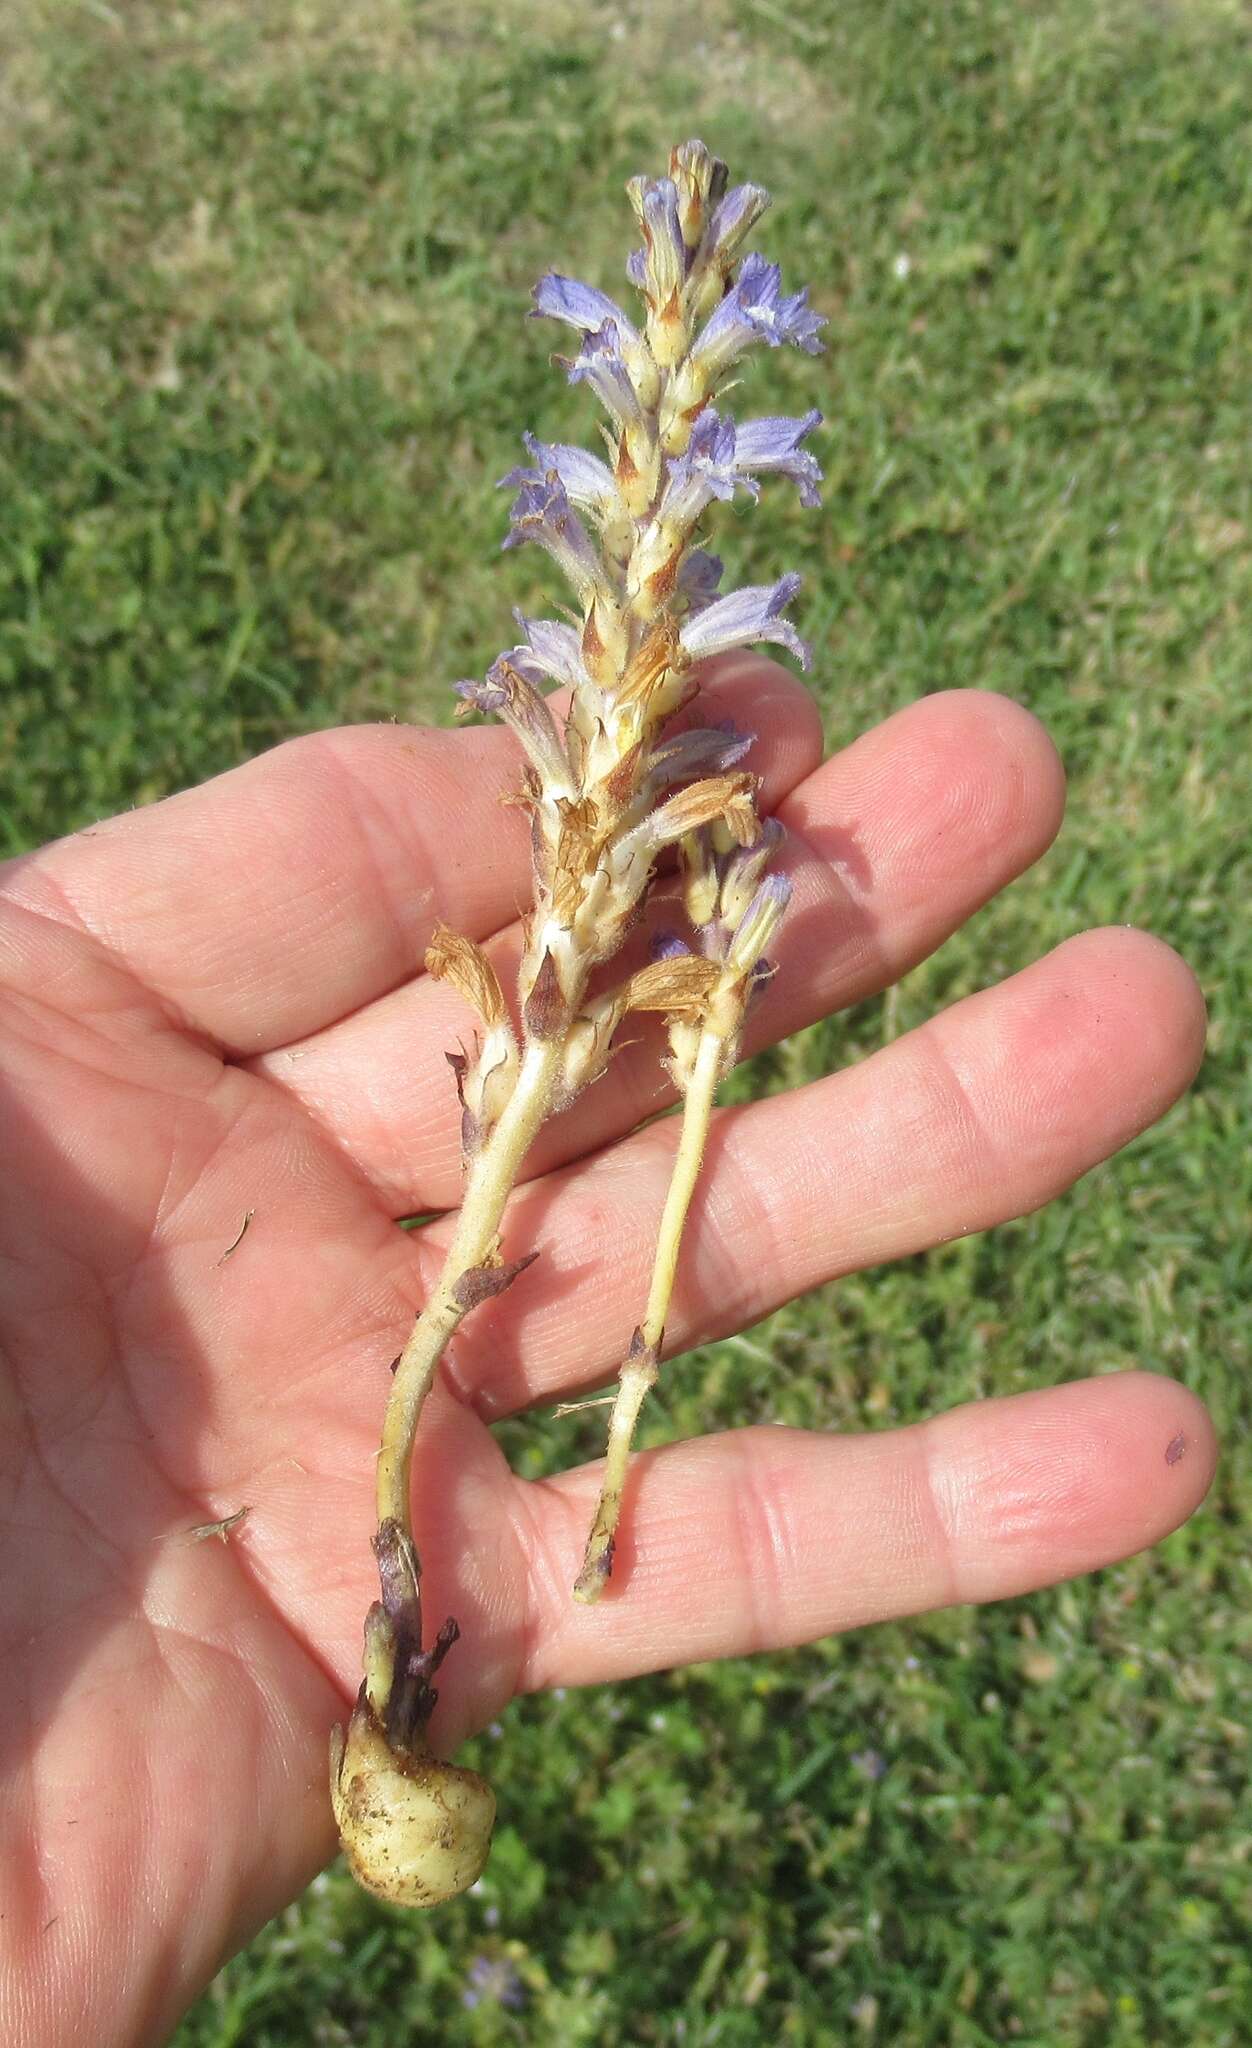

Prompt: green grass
[3,0,1250,2040]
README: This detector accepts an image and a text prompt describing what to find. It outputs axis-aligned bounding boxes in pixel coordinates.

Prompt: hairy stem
[573,1019,726,1601]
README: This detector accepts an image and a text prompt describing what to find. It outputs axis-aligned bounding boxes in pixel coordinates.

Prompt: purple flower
[499,431,617,522]
[734,411,824,507]
[717,816,783,923]
[502,472,605,603]
[852,1748,888,1783]
[705,183,772,268]
[454,647,542,711]
[631,163,767,296]
[679,572,810,669]
[462,1953,526,2013]
[626,173,691,306]
[639,177,688,301]
[678,549,724,611]
[648,720,754,790]
[531,272,637,347]
[692,253,826,381]
[663,410,823,529]
[649,928,692,962]
[563,321,649,431]
[658,408,759,534]
[454,648,571,789]
[512,609,594,693]
[727,872,791,973]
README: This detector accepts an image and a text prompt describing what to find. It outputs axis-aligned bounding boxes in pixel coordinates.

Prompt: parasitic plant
[332,140,824,1906]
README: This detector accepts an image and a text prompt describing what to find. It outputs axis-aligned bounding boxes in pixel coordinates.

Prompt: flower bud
[581,592,630,688]
[717,817,784,927]
[647,293,689,371]
[617,423,663,519]
[621,332,662,413]
[680,829,720,928]
[727,874,791,976]
[658,360,708,447]
[555,1002,621,1106]
[625,521,683,607]
[669,139,729,250]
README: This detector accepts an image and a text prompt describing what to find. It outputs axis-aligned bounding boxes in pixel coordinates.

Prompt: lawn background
[2,0,1249,2041]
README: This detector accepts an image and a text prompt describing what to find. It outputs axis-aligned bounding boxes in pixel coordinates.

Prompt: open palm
[0,660,1214,2047]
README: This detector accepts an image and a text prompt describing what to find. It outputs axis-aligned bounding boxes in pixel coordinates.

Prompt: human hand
[0,663,1214,2046]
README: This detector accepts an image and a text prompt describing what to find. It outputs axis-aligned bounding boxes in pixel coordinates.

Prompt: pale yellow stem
[573,1020,726,1602]
[377,1034,564,1535]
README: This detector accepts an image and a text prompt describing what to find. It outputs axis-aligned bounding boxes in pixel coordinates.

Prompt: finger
[255,688,1066,1210]
[512,1372,1217,1688]
[8,657,820,1057]
[422,926,1205,1416]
